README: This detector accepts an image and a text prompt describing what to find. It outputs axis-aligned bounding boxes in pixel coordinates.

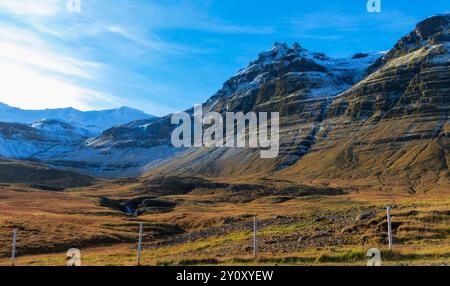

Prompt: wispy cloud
[0,1,429,116]
[0,0,62,16]
[0,59,114,110]
[0,0,276,115]
[106,25,206,55]
[0,18,115,111]
[0,41,100,80]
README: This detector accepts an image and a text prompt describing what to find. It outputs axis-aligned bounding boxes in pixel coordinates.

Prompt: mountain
[0,105,156,167]
[21,43,382,177]
[279,14,450,192]
[0,103,154,133]
[203,43,382,114]
[0,120,90,159]
[0,14,448,192]
[145,14,450,193]
[0,117,180,178]
[31,118,93,138]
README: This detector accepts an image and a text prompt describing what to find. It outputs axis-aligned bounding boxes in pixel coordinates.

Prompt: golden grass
[0,179,448,266]
[1,242,448,266]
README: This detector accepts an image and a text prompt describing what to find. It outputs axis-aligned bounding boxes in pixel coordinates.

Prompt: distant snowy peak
[31,119,94,138]
[0,104,155,134]
[31,118,76,131]
[0,121,78,159]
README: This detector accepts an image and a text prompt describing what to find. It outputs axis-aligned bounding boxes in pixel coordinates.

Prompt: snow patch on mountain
[31,119,94,138]
[207,43,384,111]
[0,104,154,134]
[0,120,91,159]
[38,145,183,178]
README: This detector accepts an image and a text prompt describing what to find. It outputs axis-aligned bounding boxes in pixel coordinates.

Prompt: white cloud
[107,25,170,52]
[0,60,119,111]
[0,59,175,115]
[0,0,273,115]
[0,24,102,79]
[0,23,115,111]
[0,21,180,115]
[0,42,99,79]
[0,0,62,16]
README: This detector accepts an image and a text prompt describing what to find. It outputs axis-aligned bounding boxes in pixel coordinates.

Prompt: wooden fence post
[387,206,393,250]
[137,223,144,266]
[253,216,257,258]
[11,229,16,266]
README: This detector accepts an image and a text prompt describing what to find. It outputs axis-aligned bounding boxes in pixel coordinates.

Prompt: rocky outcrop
[330,15,449,120]
[281,14,450,192]
[148,14,449,193]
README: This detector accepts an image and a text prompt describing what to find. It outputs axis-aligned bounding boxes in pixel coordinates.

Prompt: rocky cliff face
[203,42,380,115]
[53,42,381,177]
[150,14,450,193]
[330,14,450,120]
[280,14,450,193]
[143,44,382,176]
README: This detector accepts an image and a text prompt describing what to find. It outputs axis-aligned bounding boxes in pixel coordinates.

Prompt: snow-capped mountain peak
[205,42,383,113]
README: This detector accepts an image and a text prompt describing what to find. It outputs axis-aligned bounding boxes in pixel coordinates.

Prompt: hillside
[277,14,450,193]
[0,175,448,265]
[0,158,95,188]
[34,43,383,177]
[148,14,450,193]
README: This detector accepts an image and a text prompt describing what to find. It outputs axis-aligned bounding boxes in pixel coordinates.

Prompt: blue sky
[0,0,448,116]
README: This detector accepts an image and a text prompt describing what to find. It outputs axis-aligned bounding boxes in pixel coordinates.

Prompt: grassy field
[3,244,449,266]
[0,177,449,266]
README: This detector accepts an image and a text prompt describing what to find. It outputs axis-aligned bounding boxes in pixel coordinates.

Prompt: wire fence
[4,206,449,266]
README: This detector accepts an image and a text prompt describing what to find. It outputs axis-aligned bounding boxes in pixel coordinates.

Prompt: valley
[0,14,449,266]
[0,176,448,266]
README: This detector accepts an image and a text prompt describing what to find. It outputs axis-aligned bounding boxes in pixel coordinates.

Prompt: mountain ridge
[0,14,448,192]
[35,42,382,177]
[0,102,155,134]
[147,13,450,193]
